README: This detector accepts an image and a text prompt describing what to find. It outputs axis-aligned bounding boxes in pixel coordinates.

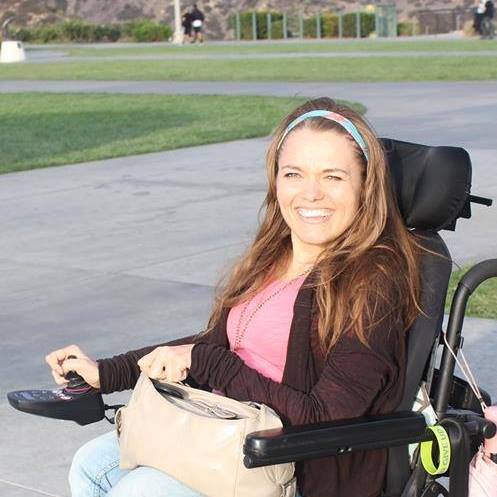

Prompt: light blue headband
[277,109,369,162]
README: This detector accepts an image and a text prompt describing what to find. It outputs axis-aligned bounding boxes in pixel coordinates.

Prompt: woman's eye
[327,175,343,181]
[284,172,300,178]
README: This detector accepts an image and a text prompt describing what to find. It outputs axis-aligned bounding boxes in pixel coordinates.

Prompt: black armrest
[244,411,429,468]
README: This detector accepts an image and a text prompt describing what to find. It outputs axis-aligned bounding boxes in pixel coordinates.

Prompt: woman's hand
[45,344,100,389]
[137,344,194,383]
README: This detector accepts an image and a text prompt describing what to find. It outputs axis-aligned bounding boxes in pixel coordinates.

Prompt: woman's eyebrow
[322,168,350,175]
[280,165,350,175]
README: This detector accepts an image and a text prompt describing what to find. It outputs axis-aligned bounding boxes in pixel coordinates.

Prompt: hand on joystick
[64,360,91,390]
[45,345,100,389]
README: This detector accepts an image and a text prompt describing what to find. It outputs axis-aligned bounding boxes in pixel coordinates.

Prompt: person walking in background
[481,0,495,38]
[181,8,192,44]
[474,0,486,34]
[190,3,205,44]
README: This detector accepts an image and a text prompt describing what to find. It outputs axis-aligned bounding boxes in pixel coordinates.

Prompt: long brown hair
[205,97,422,353]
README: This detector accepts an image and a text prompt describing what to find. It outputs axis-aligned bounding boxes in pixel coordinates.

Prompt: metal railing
[231,9,394,41]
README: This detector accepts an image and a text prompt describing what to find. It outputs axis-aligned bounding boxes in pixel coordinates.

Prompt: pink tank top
[227,275,307,383]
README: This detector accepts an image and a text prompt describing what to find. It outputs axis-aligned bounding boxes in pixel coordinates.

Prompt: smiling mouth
[296,208,332,223]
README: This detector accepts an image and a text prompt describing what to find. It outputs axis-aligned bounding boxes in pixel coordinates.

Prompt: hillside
[1,0,478,39]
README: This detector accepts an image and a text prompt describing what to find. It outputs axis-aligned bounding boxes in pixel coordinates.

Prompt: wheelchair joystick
[65,370,90,388]
[6,355,105,425]
[63,372,93,394]
[484,405,497,463]
[63,356,93,395]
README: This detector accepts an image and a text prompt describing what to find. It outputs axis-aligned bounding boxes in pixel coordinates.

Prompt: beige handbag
[116,373,296,497]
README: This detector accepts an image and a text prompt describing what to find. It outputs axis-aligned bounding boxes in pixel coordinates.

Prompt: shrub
[130,20,172,42]
[360,13,376,37]
[259,12,284,39]
[397,21,421,36]
[121,21,136,39]
[322,13,340,37]
[303,13,339,38]
[61,20,95,42]
[10,27,33,42]
[229,10,375,40]
[32,24,63,43]
[303,12,374,38]
[342,12,375,38]
[271,19,285,39]
[303,17,317,38]
[93,24,122,42]
[61,20,122,42]
[238,12,256,39]
[4,19,170,44]
[230,11,285,40]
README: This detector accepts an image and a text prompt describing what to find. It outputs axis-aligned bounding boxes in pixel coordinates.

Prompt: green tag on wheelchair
[420,425,451,475]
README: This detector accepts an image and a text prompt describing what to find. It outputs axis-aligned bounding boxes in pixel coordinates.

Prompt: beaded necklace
[232,269,311,352]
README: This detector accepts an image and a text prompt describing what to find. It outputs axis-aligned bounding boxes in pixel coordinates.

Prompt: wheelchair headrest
[381,138,472,232]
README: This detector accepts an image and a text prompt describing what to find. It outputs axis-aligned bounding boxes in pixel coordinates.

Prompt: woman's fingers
[51,368,68,385]
[174,367,189,383]
[165,363,188,383]
[139,346,190,383]
[137,347,159,371]
[61,357,101,389]
[148,356,167,380]
[160,364,186,383]
[45,349,69,376]
[45,344,87,375]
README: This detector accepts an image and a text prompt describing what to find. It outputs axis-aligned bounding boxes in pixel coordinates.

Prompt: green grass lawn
[3,56,497,81]
[27,39,497,57]
[0,94,365,174]
[446,266,497,319]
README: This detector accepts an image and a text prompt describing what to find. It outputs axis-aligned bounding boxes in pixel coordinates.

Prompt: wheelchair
[7,138,497,497]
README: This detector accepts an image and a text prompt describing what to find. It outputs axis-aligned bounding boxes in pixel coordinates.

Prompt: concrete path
[1,80,496,263]
[21,34,469,50]
[23,51,497,63]
[24,31,468,51]
[1,79,496,496]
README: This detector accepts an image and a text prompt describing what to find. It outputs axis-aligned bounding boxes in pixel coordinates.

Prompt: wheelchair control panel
[7,370,107,426]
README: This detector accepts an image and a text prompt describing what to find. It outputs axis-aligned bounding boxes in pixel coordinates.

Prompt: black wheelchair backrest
[381,138,472,231]
[380,138,472,495]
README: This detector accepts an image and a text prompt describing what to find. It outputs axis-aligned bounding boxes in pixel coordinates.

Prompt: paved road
[1,79,496,496]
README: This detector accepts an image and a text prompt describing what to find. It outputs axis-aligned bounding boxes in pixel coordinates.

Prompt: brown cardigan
[98,277,406,497]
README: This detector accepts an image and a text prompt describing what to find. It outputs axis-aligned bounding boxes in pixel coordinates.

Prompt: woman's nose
[302,178,324,201]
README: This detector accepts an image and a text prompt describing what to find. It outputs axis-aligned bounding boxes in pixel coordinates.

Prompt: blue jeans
[69,431,302,497]
[69,430,207,497]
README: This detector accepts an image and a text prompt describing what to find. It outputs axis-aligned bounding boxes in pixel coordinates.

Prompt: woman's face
[276,127,364,259]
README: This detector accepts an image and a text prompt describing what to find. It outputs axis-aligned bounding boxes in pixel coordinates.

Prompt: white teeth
[297,208,331,218]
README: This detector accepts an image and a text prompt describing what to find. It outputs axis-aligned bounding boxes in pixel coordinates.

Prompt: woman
[46,97,422,497]
[474,0,486,34]
[190,3,205,44]
[181,8,192,44]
